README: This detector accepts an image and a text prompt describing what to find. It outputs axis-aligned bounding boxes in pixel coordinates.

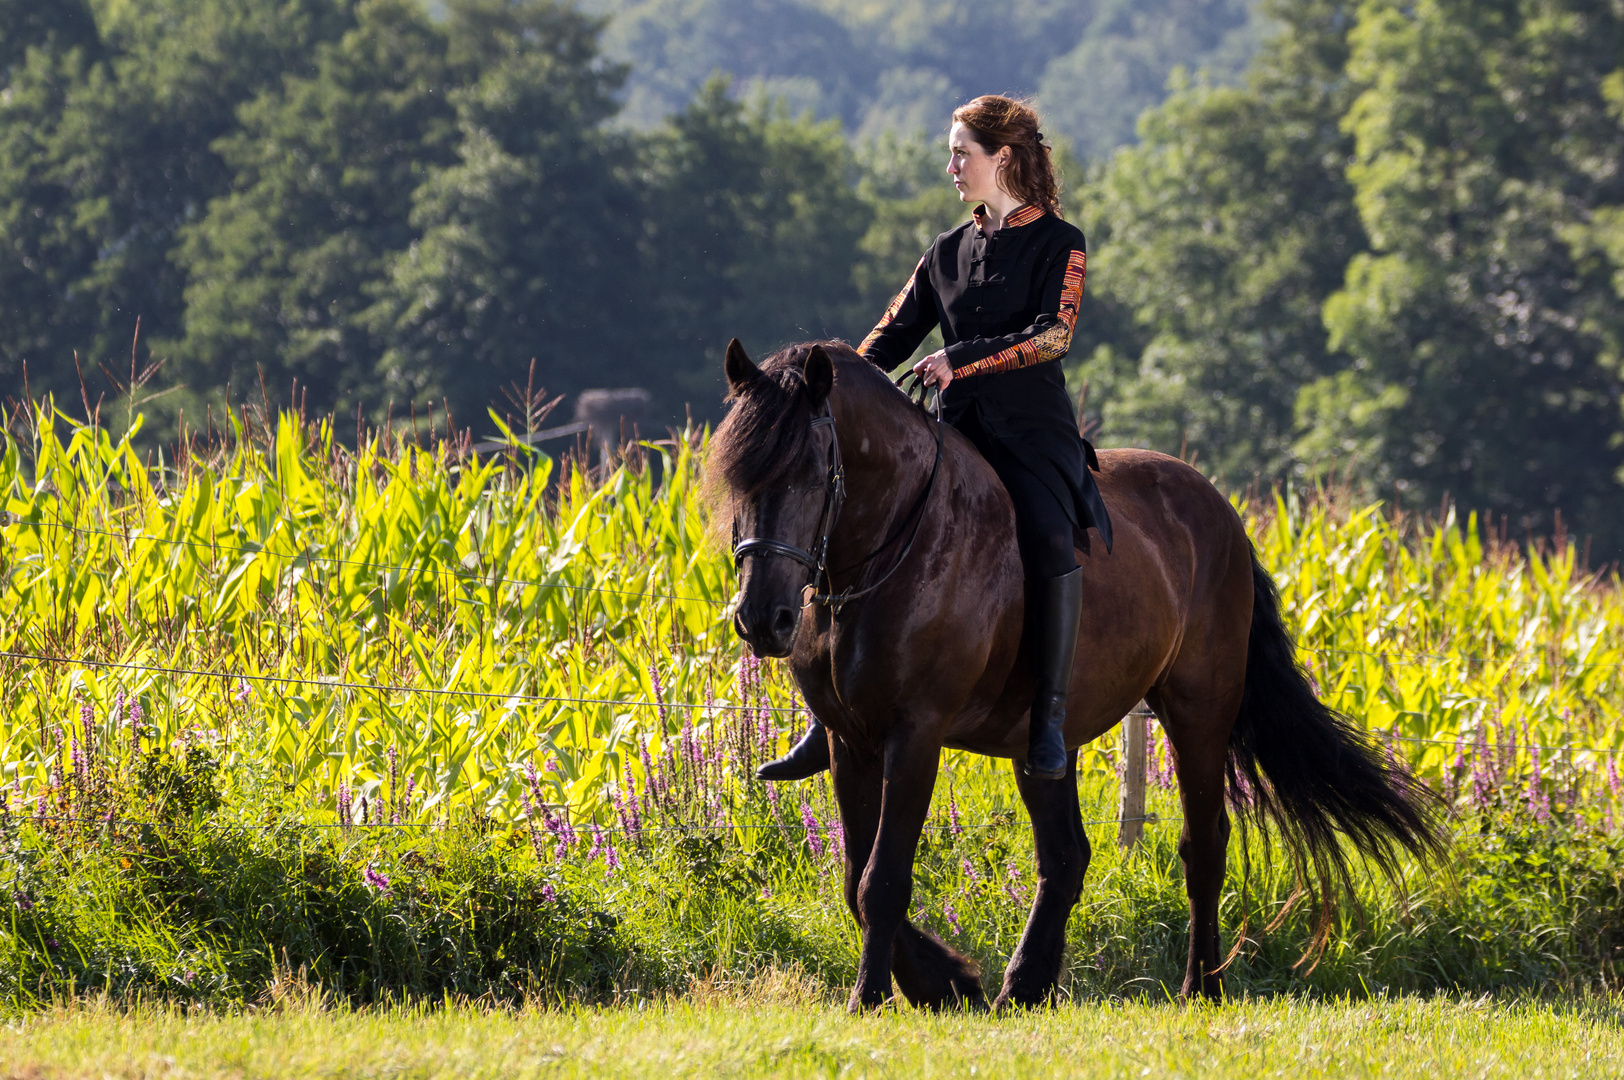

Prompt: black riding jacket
[857,204,1112,552]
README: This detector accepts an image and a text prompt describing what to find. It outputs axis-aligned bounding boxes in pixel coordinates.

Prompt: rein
[731,371,944,616]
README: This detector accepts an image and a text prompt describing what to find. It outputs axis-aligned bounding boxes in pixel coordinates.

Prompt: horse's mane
[709,340,896,499]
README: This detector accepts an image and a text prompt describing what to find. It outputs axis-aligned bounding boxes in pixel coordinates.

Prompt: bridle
[731,372,943,616]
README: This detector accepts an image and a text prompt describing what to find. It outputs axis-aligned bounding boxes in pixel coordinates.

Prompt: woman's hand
[913,350,953,390]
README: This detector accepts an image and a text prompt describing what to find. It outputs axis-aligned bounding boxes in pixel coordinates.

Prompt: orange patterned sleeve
[953,249,1086,378]
[857,256,938,370]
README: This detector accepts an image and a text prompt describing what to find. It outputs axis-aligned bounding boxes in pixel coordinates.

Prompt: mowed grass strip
[0,992,1620,1078]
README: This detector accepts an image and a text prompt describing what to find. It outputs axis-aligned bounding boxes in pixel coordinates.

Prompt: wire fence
[10,810,1178,836]
[0,648,803,714]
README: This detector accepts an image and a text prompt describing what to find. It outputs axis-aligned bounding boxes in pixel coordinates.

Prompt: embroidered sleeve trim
[858,257,923,358]
[955,249,1085,378]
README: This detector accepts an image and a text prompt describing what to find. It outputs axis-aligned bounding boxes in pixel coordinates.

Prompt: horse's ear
[804,345,833,404]
[725,338,761,393]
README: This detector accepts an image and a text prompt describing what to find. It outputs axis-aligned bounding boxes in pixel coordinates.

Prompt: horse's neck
[826,368,943,566]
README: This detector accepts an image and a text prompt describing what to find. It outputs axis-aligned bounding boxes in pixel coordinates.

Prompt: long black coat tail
[1227,545,1446,924]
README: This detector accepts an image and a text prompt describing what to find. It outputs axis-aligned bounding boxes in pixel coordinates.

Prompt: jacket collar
[973,203,1045,232]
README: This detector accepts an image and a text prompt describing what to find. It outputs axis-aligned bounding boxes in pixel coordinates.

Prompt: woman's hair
[951,95,1061,216]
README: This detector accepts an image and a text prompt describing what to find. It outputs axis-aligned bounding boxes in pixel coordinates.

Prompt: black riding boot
[756,719,831,781]
[1024,566,1084,780]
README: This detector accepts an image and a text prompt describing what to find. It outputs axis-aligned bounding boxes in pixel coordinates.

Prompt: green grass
[2,990,1621,1077]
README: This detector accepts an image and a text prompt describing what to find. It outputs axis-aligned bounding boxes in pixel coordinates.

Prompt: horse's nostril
[771,605,798,643]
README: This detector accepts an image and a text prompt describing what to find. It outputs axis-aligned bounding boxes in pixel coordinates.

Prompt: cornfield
[1,403,1621,828]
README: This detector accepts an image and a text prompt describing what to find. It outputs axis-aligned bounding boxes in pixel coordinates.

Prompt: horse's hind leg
[993,752,1091,1009]
[1150,689,1239,1001]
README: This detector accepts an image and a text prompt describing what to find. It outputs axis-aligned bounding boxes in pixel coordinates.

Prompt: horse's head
[711,338,838,658]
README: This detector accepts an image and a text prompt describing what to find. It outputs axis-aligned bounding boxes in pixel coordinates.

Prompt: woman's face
[946,121,1010,205]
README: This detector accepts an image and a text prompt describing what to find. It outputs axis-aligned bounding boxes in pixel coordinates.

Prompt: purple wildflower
[387,747,400,824]
[540,883,557,903]
[639,736,658,796]
[337,783,352,827]
[801,802,823,859]
[961,857,981,884]
[1525,722,1550,825]
[1004,860,1028,904]
[1471,725,1494,811]
[943,902,962,935]
[650,663,671,728]
[601,828,622,872]
[764,781,781,810]
[615,782,642,839]
[362,864,390,893]
[69,738,84,791]
[127,700,144,746]
[948,796,963,838]
[111,690,125,732]
[1449,731,1468,804]
[550,812,578,861]
[737,654,759,700]
[588,824,605,862]
[14,892,33,912]
[234,678,250,702]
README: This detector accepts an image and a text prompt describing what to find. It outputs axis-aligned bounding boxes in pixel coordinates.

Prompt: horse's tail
[1227,545,1446,937]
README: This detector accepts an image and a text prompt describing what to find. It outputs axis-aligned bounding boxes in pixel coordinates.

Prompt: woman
[757,94,1111,783]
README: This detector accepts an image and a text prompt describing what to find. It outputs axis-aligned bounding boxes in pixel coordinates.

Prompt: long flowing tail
[1227,545,1446,925]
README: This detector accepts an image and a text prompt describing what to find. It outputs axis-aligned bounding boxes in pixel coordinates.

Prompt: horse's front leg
[832,724,940,1011]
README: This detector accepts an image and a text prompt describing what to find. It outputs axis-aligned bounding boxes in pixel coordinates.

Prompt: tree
[0,0,351,410]
[636,77,873,413]
[170,0,460,420]
[364,0,641,425]
[1076,0,1368,483]
[1309,0,1624,547]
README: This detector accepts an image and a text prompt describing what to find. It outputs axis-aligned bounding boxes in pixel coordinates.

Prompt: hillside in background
[581,0,1266,157]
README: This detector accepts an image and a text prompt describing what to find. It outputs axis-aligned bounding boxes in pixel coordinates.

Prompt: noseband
[731,373,943,615]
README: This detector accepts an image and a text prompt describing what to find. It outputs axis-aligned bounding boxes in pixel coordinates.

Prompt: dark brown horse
[712,339,1441,1011]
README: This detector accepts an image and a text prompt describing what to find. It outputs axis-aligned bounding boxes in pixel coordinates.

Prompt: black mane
[710,340,875,499]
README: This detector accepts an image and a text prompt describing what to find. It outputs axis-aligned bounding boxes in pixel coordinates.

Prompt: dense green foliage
[5,0,1624,551]
[1080,0,1624,552]
[0,0,898,431]
[2,408,1624,1006]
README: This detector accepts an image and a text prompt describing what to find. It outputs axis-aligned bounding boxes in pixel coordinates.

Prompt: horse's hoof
[1178,978,1224,1003]
[846,987,893,1013]
[992,986,1052,1012]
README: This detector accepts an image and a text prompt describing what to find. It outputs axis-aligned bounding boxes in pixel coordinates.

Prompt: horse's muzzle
[734,598,801,658]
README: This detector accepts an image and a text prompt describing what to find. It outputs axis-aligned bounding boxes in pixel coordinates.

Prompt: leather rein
[731,371,944,616]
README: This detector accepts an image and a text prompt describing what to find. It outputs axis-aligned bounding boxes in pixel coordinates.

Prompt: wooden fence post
[1117,702,1150,849]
